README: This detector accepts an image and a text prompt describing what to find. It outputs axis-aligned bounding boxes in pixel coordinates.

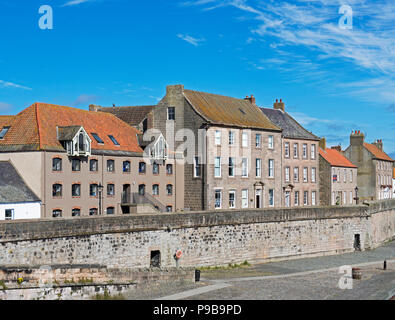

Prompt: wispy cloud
[61,0,93,7]
[0,80,32,90]
[187,0,395,104]
[72,94,98,106]
[177,34,205,46]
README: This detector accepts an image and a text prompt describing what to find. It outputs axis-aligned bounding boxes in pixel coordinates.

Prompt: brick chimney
[244,95,256,105]
[350,130,365,146]
[89,104,101,112]
[319,137,326,150]
[274,99,285,112]
[372,139,383,150]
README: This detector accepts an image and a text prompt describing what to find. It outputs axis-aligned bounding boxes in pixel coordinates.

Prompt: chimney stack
[319,137,326,150]
[244,94,256,105]
[350,130,365,146]
[274,99,285,112]
[89,104,100,112]
[373,139,383,150]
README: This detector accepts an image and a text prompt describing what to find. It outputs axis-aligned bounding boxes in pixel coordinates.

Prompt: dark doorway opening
[150,250,161,268]
[354,234,361,251]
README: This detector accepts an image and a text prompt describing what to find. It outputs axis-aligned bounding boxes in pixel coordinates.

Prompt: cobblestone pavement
[128,241,395,300]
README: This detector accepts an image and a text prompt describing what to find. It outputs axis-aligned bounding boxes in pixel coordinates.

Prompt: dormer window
[0,126,10,139]
[58,126,91,157]
[147,134,168,160]
[108,135,120,146]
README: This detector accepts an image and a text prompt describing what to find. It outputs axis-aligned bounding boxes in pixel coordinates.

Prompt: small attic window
[0,126,10,139]
[91,133,104,144]
[239,108,246,115]
[108,135,120,146]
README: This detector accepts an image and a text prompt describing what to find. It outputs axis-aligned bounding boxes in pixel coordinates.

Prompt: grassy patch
[199,260,251,271]
[93,289,125,300]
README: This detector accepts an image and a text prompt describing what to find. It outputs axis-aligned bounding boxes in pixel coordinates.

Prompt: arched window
[52,184,62,197]
[152,184,159,196]
[106,207,115,215]
[72,184,81,197]
[89,208,98,216]
[52,158,62,171]
[52,209,62,218]
[72,208,81,217]
[166,184,173,196]
[79,133,85,152]
[138,184,146,196]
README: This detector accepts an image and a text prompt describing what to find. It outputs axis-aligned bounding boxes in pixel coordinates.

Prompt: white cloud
[187,0,395,105]
[0,80,32,90]
[177,34,205,46]
[61,0,92,7]
[72,94,98,105]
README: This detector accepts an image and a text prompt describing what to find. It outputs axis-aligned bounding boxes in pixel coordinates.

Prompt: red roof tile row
[0,103,143,153]
[319,148,357,168]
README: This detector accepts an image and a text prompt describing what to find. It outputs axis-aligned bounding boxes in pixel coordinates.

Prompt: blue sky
[0,0,394,156]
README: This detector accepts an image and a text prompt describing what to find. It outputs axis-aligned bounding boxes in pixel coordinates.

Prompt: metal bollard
[384,261,387,271]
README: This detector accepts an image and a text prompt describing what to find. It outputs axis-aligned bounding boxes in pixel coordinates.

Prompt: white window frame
[303,167,308,183]
[268,135,274,149]
[214,157,221,178]
[284,142,290,158]
[228,157,235,177]
[294,167,299,182]
[215,130,221,146]
[293,143,299,158]
[256,134,261,148]
[194,156,201,178]
[312,191,316,206]
[242,158,249,177]
[256,158,262,178]
[229,190,236,209]
[311,144,316,159]
[303,144,307,159]
[285,167,290,182]
[311,167,316,183]
[229,131,235,145]
[269,189,274,207]
[294,191,299,206]
[268,159,274,178]
[214,189,222,209]
[304,191,309,206]
[242,132,248,148]
[242,189,249,208]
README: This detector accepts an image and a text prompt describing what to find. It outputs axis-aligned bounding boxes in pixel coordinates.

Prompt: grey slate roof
[57,126,81,141]
[260,108,320,141]
[98,105,155,127]
[0,161,41,204]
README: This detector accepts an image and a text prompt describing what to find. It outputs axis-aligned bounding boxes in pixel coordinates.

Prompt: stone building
[0,161,41,220]
[96,85,284,211]
[318,140,358,206]
[344,131,394,201]
[0,103,184,218]
[260,100,321,207]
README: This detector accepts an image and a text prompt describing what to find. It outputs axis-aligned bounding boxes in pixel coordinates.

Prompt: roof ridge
[35,103,43,150]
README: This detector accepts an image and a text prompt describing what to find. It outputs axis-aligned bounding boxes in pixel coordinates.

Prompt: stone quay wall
[0,200,394,270]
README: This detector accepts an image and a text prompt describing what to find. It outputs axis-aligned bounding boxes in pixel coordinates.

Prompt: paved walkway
[154,241,395,300]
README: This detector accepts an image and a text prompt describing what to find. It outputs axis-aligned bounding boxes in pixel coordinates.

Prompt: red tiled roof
[363,143,393,162]
[0,103,143,153]
[393,168,395,180]
[319,148,357,168]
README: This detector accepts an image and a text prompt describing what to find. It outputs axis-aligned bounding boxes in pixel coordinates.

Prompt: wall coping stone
[0,199,394,243]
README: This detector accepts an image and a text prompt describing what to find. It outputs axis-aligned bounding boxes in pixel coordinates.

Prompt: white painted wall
[0,202,41,220]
